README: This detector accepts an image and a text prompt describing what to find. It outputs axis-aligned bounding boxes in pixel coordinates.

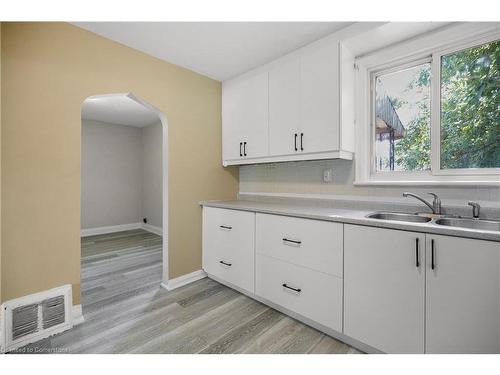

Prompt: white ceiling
[73,22,351,81]
[82,94,160,127]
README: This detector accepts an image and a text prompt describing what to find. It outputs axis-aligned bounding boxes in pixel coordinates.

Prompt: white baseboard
[141,223,163,236]
[162,270,207,291]
[72,305,84,326]
[81,223,142,237]
[81,222,163,237]
[0,307,5,353]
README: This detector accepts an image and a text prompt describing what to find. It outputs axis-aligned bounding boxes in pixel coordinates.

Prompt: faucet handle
[468,201,481,219]
[427,192,442,215]
[427,192,441,204]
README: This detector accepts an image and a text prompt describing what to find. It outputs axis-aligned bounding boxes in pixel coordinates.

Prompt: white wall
[239,159,500,205]
[142,122,163,228]
[81,120,163,230]
[82,120,142,229]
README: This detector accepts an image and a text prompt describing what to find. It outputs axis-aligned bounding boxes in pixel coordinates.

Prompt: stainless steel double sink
[366,212,500,232]
[367,212,431,223]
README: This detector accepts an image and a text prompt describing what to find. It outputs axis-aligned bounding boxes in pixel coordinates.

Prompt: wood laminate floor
[16,229,359,354]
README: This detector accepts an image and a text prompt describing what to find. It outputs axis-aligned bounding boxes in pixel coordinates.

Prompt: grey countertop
[200,199,500,242]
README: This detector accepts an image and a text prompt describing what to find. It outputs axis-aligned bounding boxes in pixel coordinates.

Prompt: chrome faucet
[403,192,442,214]
[468,201,481,219]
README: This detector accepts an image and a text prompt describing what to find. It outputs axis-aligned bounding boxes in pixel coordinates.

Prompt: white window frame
[370,57,433,178]
[354,23,500,186]
[432,34,500,177]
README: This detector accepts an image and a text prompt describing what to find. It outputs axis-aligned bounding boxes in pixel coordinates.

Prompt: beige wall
[142,122,163,228]
[0,22,2,304]
[1,22,238,304]
[240,159,500,204]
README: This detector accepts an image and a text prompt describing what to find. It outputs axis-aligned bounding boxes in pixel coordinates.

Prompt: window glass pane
[374,63,431,172]
[441,39,500,169]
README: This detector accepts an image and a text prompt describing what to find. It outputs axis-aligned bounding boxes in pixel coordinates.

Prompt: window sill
[353,179,500,187]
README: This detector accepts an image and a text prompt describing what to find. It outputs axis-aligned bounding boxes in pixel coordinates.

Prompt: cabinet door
[222,71,269,161]
[300,42,340,153]
[202,207,255,293]
[426,235,500,353]
[344,225,425,353]
[269,57,301,156]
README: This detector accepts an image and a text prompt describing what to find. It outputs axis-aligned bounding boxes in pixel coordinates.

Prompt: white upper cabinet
[222,39,355,166]
[269,57,301,156]
[300,42,340,153]
[222,70,269,161]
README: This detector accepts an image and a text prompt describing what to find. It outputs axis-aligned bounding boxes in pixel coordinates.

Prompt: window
[374,62,431,172]
[356,28,500,185]
[440,40,499,170]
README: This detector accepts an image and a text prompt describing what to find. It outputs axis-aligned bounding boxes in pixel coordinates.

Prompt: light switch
[323,168,333,183]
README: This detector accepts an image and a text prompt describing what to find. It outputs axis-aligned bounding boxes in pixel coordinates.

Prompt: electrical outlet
[323,168,333,183]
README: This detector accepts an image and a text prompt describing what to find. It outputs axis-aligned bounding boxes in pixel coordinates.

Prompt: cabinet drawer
[202,207,255,293]
[256,254,342,331]
[256,213,343,277]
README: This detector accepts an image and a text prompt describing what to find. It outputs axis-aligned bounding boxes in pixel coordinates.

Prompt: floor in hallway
[17,229,359,354]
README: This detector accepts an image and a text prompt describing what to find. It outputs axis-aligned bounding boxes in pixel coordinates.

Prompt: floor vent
[42,296,66,329]
[12,304,39,341]
[1,285,73,353]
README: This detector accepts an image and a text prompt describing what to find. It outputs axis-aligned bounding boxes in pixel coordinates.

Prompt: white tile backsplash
[239,159,500,205]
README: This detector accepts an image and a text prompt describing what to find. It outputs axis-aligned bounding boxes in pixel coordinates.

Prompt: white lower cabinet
[256,254,343,331]
[255,214,343,331]
[202,206,500,354]
[202,207,255,293]
[344,225,425,353]
[425,235,500,353]
[344,225,500,354]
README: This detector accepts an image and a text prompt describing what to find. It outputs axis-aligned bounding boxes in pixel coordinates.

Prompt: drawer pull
[282,238,302,246]
[282,283,301,294]
[219,225,232,230]
[219,260,232,267]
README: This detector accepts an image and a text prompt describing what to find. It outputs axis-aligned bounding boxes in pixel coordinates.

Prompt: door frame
[81,92,169,285]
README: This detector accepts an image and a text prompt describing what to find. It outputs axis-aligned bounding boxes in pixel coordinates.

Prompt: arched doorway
[80,93,169,295]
